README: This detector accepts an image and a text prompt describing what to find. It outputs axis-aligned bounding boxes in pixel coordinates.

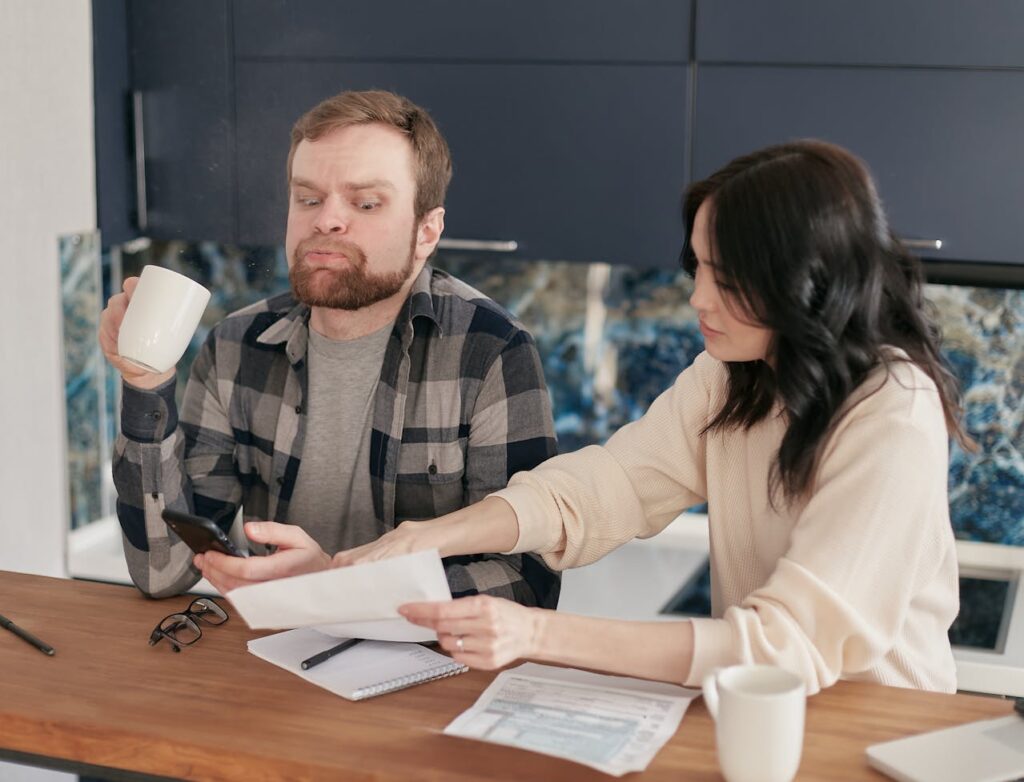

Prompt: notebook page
[248,627,465,700]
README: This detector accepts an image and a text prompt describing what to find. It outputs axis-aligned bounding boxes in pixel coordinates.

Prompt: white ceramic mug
[117,265,211,374]
[702,664,806,782]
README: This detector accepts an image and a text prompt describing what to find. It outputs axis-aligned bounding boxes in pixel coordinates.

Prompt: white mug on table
[117,265,211,374]
[702,663,806,782]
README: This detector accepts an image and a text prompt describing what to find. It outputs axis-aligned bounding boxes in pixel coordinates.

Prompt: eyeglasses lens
[159,614,202,645]
[188,598,228,625]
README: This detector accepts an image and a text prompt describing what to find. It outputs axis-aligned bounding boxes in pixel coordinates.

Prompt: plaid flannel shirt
[113,266,560,605]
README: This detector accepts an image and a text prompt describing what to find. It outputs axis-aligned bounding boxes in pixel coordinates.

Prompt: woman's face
[688,200,773,363]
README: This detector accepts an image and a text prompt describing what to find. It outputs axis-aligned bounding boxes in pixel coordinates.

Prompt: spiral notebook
[247,627,467,701]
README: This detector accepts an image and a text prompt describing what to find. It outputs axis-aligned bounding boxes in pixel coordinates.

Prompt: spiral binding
[351,661,468,700]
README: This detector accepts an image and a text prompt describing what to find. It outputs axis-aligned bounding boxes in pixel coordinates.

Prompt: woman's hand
[399,595,543,670]
[331,520,442,568]
[195,521,331,593]
[332,496,521,569]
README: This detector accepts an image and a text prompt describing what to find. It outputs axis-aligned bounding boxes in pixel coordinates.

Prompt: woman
[239,140,969,694]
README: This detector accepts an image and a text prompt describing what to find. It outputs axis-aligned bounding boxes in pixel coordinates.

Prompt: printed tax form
[445,662,699,776]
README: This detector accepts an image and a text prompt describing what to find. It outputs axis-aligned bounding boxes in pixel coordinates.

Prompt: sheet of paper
[227,549,450,641]
[444,662,698,777]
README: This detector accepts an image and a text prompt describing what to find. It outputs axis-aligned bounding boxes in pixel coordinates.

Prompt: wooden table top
[0,570,1012,781]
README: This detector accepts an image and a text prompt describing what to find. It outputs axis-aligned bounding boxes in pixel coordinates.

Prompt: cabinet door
[236,62,689,267]
[235,0,690,62]
[93,0,135,247]
[696,0,1024,68]
[694,66,1024,265]
[129,0,235,242]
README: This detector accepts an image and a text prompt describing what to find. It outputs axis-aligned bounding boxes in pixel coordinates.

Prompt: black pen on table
[301,638,362,670]
[0,613,55,656]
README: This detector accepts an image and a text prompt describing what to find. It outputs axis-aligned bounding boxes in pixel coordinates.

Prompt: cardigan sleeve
[493,352,723,568]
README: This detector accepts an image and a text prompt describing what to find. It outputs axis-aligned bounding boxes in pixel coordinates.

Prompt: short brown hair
[287,90,452,220]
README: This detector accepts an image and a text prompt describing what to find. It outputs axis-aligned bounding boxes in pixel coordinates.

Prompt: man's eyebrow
[344,179,396,192]
[290,177,322,191]
[289,177,396,192]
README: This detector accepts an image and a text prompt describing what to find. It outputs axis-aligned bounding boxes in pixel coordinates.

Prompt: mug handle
[702,669,722,720]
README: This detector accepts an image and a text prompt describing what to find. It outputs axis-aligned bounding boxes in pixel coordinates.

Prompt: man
[101,90,559,609]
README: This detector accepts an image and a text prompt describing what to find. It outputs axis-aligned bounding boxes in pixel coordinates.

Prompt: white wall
[0,0,95,577]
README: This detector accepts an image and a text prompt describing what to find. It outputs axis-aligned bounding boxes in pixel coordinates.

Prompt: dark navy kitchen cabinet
[92,0,134,247]
[693,66,1024,266]
[233,0,692,265]
[696,0,1024,68]
[127,0,235,242]
[236,61,688,265]
[235,0,690,63]
[692,0,1024,269]
[97,0,691,265]
[94,0,1024,276]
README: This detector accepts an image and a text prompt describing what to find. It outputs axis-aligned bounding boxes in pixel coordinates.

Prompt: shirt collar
[256,300,310,364]
[401,265,443,337]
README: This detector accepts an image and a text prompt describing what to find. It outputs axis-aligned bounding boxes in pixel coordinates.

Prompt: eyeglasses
[149,597,228,652]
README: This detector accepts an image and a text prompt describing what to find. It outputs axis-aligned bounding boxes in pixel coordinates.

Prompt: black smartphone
[161,509,246,557]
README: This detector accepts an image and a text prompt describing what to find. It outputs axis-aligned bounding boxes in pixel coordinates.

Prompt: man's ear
[415,207,445,260]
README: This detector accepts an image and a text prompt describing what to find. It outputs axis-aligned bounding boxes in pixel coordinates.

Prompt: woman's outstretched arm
[332,495,521,566]
[401,595,696,685]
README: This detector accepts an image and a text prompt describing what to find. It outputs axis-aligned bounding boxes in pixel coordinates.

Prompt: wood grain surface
[0,570,1012,781]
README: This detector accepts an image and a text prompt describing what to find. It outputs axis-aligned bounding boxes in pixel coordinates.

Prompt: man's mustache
[294,238,365,262]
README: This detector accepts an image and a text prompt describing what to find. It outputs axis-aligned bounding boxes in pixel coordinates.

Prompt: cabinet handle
[901,238,943,251]
[437,238,519,252]
[131,90,148,232]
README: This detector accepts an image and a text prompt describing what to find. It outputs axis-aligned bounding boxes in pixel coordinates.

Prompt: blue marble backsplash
[61,238,1023,548]
[60,232,109,531]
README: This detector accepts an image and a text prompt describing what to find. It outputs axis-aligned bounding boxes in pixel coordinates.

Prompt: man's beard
[289,233,416,311]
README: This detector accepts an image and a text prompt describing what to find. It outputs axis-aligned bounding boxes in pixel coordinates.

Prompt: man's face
[285,123,437,310]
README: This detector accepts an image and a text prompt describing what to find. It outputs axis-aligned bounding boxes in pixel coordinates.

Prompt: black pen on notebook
[0,614,55,657]
[301,638,362,670]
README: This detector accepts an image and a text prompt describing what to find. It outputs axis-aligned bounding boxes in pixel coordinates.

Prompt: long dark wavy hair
[680,140,970,504]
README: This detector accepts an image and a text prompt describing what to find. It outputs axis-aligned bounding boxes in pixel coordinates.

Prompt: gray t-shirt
[288,321,393,555]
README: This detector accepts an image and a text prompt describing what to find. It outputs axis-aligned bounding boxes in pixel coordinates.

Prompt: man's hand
[99,276,176,390]
[399,595,542,670]
[194,521,331,594]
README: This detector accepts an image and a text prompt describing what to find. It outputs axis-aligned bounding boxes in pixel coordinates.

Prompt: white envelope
[226,549,451,642]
